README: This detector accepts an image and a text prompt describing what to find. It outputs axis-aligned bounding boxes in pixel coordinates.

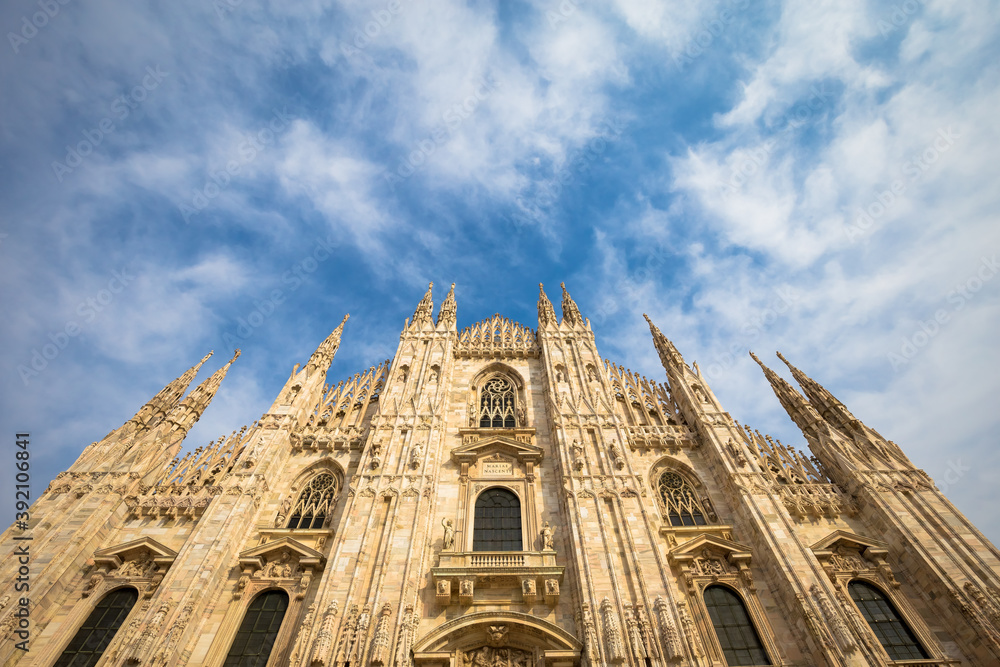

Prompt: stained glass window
[849,581,928,660]
[704,585,771,666]
[479,377,516,428]
[287,472,337,530]
[54,587,138,667]
[473,488,522,551]
[658,471,708,526]
[223,590,288,667]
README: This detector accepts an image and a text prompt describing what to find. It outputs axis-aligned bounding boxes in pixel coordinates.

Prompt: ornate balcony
[431,551,563,606]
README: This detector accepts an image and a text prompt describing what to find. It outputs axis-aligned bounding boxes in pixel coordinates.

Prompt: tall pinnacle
[437,283,457,328]
[775,351,857,427]
[412,282,434,327]
[168,349,241,434]
[643,313,686,369]
[750,351,821,436]
[538,283,557,327]
[560,282,583,326]
[130,350,214,427]
[308,313,349,371]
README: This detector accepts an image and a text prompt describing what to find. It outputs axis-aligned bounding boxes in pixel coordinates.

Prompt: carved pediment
[93,537,177,572]
[669,534,752,566]
[451,435,543,466]
[810,530,889,559]
[238,537,325,571]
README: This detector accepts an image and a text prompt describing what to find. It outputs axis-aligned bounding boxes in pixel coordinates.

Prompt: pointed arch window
[479,376,516,428]
[54,587,138,667]
[658,471,708,526]
[223,590,288,667]
[473,488,522,551]
[848,581,928,660]
[704,585,771,666]
[287,472,338,529]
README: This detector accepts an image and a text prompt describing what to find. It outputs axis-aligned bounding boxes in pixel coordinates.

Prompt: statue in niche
[572,440,584,470]
[274,497,292,527]
[541,522,554,550]
[442,518,455,550]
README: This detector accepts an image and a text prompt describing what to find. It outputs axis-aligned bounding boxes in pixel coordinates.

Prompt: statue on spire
[437,283,457,328]
[412,282,434,327]
[643,314,686,369]
[560,282,583,326]
[308,314,349,371]
[538,283,557,327]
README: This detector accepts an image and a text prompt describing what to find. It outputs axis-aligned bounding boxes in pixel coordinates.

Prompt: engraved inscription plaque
[483,461,514,476]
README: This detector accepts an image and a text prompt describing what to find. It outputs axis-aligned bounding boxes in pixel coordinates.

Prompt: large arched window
[658,471,708,526]
[54,587,138,667]
[286,472,338,529]
[703,585,771,666]
[848,581,928,660]
[479,376,516,428]
[224,590,289,667]
[473,488,522,551]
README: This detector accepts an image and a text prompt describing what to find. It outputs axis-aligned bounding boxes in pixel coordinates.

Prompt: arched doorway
[411,612,582,667]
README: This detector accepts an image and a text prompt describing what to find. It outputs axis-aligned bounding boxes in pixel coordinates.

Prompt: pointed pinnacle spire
[775,351,857,426]
[643,313,686,369]
[128,350,215,428]
[538,283,557,327]
[750,351,821,436]
[308,314,349,371]
[168,349,241,434]
[412,282,434,327]
[437,282,457,328]
[560,282,583,326]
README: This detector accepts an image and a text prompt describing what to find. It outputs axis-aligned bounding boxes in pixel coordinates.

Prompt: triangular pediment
[810,530,888,555]
[451,433,543,465]
[669,534,753,563]
[238,537,325,569]
[93,537,177,569]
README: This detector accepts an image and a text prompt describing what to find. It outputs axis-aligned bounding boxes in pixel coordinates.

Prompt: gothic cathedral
[3,283,999,667]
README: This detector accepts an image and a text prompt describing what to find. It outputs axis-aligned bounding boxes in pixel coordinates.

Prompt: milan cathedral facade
[3,282,999,667]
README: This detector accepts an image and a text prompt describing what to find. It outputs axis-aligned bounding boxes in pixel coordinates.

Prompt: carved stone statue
[265,551,294,578]
[274,497,292,528]
[442,518,455,550]
[410,442,423,470]
[541,521,554,550]
[487,624,509,647]
[117,552,154,578]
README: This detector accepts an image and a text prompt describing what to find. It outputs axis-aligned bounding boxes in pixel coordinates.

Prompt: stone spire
[560,282,583,326]
[776,351,857,429]
[749,351,822,437]
[129,350,214,429]
[643,314,686,370]
[308,314,349,372]
[412,282,434,327]
[437,283,457,328]
[537,283,557,328]
[167,349,241,434]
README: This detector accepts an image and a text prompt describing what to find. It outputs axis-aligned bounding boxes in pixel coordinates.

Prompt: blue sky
[1,0,998,541]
